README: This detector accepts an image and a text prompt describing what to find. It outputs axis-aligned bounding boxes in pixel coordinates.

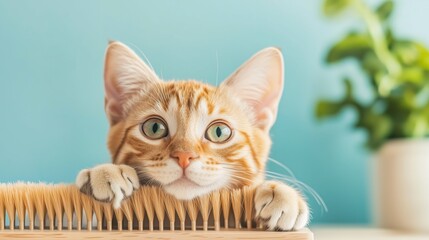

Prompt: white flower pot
[373,139,429,232]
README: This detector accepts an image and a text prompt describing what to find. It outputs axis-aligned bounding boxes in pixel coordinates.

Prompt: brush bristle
[92,199,104,231]
[243,186,255,229]
[80,192,93,231]
[220,189,231,229]
[131,188,144,231]
[102,202,113,231]
[13,183,25,230]
[186,200,198,231]
[173,196,185,231]
[0,183,266,231]
[198,194,211,231]
[61,185,74,230]
[70,186,82,230]
[33,183,46,230]
[44,185,56,230]
[151,187,165,231]
[4,184,16,230]
[141,187,154,231]
[210,191,221,231]
[113,206,124,231]
[231,188,243,229]
[121,199,134,231]
[163,193,177,231]
[51,185,64,230]
[23,184,35,230]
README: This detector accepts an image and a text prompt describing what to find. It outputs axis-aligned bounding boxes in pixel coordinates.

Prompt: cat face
[104,42,284,200]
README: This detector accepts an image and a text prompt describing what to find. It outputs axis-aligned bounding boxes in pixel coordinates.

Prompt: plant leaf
[323,0,351,16]
[361,52,385,76]
[356,109,392,149]
[403,113,429,137]
[376,0,394,21]
[326,33,372,63]
[315,100,344,119]
[343,77,353,99]
[393,40,419,65]
[318,0,429,150]
[398,67,424,84]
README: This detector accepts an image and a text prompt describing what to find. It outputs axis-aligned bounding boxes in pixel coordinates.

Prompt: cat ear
[221,48,284,132]
[104,41,160,125]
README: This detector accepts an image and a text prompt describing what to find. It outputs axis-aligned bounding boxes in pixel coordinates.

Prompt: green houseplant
[317,0,429,232]
[316,0,429,149]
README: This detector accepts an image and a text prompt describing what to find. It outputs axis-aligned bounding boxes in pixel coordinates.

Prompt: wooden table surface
[0,228,313,240]
[2,226,428,239]
[313,225,429,240]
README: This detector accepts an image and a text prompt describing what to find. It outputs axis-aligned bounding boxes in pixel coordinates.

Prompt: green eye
[205,122,232,143]
[141,118,168,140]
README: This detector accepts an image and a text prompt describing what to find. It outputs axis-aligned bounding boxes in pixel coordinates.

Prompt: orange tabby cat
[76,42,309,230]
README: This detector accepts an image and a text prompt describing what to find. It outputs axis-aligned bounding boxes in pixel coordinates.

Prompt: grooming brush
[0,182,313,240]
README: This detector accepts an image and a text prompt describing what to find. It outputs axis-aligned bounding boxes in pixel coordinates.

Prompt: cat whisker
[265,157,327,213]
[223,160,327,213]
[267,157,297,179]
[264,174,327,213]
[221,166,257,184]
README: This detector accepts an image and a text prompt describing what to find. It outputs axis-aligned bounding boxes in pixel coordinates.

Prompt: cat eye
[141,117,169,140]
[205,121,232,143]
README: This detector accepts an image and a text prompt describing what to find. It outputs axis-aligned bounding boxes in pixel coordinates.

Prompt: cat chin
[162,177,225,200]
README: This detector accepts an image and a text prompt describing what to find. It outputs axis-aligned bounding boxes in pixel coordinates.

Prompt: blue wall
[0,0,428,224]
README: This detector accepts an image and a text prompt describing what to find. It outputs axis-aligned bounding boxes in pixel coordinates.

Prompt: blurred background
[0,0,428,226]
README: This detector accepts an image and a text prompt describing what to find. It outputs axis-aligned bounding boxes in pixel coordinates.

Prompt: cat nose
[170,151,199,169]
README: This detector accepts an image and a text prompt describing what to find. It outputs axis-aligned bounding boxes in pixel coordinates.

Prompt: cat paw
[76,163,140,208]
[254,180,309,231]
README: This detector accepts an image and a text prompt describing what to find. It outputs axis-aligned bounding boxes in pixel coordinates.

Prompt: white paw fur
[76,163,140,208]
[254,180,309,231]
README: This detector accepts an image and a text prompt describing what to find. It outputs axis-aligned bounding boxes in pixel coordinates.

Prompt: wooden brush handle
[0,228,314,239]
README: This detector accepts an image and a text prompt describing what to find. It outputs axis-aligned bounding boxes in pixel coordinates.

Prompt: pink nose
[171,151,199,169]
